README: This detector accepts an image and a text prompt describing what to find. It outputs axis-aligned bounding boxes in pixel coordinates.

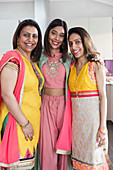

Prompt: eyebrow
[69,38,81,44]
[74,38,81,41]
[51,29,65,34]
[23,31,38,35]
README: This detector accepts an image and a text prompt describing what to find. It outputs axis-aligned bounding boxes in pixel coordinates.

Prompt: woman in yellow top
[68,27,109,170]
[0,19,44,170]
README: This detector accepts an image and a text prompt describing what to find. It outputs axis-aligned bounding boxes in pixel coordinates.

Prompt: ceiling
[94,0,113,6]
[49,0,113,19]
[0,0,113,19]
[0,0,113,5]
[0,0,113,7]
[0,0,34,2]
[49,0,113,5]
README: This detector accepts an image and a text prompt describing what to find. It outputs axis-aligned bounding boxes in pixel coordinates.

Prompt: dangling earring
[17,39,19,48]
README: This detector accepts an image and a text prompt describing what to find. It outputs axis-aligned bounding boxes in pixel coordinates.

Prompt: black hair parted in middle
[44,18,68,62]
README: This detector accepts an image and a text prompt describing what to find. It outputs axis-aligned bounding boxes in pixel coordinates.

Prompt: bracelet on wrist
[99,127,107,135]
[21,120,30,128]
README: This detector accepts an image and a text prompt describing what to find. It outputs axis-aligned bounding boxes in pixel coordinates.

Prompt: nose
[72,42,76,49]
[55,35,60,41]
[28,35,33,41]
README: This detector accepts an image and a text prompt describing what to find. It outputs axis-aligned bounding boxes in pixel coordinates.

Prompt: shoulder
[65,55,72,65]
[70,62,76,68]
[38,51,48,68]
[88,61,96,70]
[94,61,105,72]
[39,51,48,63]
[9,58,20,65]
[5,59,20,72]
[91,61,106,77]
[88,61,104,72]
[0,50,25,71]
[3,50,20,58]
[40,51,47,60]
[2,50,22,63]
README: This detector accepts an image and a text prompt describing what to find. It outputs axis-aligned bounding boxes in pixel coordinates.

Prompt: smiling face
[69,33,85,59]
[48,26,65,53]
[18,26,38,54]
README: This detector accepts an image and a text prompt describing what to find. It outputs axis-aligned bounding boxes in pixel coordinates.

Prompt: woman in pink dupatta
[0,19,44,170]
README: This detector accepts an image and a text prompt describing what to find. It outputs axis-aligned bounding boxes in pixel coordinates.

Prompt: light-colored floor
[107,121,113,169]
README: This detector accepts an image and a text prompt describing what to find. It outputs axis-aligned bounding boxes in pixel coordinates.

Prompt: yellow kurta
[69,62,106,170]
[17,56,44,158]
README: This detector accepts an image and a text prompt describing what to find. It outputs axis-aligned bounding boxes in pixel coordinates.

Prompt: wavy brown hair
[68,27,100,62]
[13,19,42,62]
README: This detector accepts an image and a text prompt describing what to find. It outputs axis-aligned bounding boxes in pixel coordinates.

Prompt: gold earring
[17,39,19,48]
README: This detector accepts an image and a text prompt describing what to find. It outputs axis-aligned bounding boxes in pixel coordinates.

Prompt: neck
[50,47,60,55]
[76,57,88,66]
[16,48,31,61]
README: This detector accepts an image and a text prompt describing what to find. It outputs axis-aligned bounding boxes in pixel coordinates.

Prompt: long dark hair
[13,19,42,62]
[68,27,100,61]
[44,18,68,62]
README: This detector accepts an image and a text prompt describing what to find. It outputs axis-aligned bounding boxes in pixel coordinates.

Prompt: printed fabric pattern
[69,61,108,170]
[0,50,25,168]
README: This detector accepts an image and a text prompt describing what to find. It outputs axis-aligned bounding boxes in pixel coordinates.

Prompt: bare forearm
[2,92,28,126]
[100,95,107,130]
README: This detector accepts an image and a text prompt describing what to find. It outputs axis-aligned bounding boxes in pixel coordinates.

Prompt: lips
[25,43,33,47]
[52,41,59,46]
[73,49,80,54]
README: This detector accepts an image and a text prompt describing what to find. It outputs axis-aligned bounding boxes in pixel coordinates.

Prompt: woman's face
[18,26,38,53]
[68,33,84,59]
[48,26,65,53]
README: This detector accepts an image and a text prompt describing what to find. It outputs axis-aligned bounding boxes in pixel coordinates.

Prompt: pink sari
[0,51,25,168]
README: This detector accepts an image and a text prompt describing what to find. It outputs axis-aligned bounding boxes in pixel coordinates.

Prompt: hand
[92,55,104,65]
[96,129,106,147]
[21,122,34,141]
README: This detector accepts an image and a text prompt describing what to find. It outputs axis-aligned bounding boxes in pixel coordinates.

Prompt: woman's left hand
[96,128,107,147]
[21,122,34,141]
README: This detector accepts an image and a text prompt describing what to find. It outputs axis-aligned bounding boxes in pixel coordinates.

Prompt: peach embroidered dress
[69,61,107,170]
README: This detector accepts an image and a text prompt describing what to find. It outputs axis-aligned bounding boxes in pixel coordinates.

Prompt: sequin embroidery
[46,59,61,78]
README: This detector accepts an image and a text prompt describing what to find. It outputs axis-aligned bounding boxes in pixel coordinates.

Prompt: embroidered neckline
[30,61,43,95]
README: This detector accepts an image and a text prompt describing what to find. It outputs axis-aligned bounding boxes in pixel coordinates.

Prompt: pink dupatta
[55,87,72,154]
[0,51,25,167]
[55,63,76,154]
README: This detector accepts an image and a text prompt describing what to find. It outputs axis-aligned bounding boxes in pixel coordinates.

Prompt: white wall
[0,20,18,57]
[0,2,34,20]
[49,0,113,60]
[0,0,113,59]
[0,1,34,57]
[34,0,49,43]
[0,0,50,56]
[89,17,112,59]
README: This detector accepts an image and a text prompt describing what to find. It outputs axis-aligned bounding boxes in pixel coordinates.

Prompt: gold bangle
[21,120,30,128]
[99,127,107,135]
